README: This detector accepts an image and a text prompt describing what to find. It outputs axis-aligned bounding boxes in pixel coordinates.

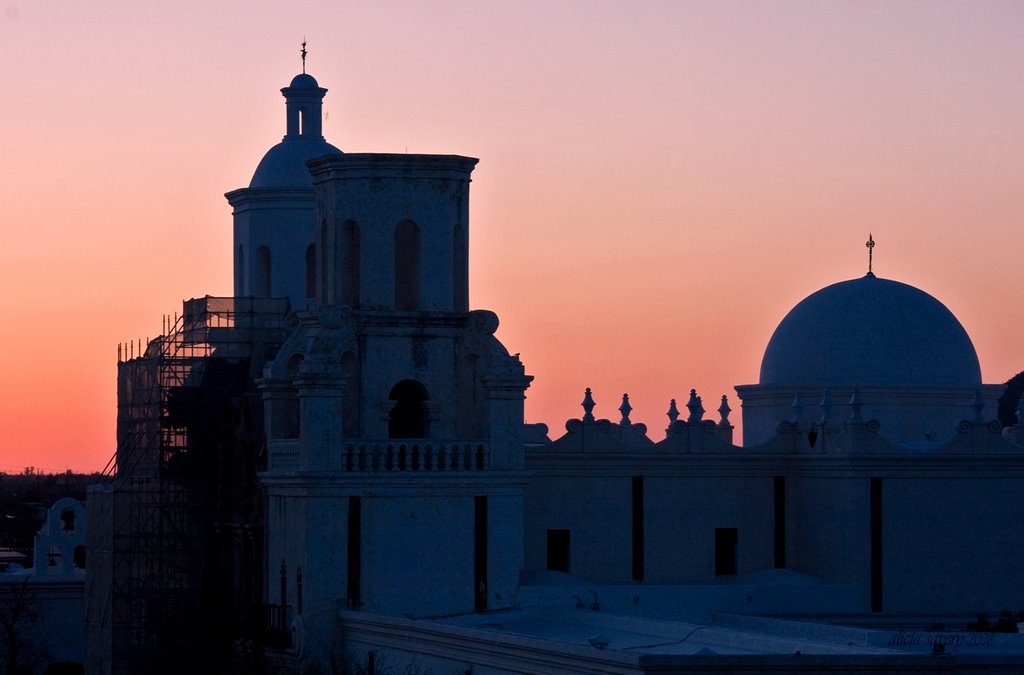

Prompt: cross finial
[301,38,308,74]
[866,233,875,276]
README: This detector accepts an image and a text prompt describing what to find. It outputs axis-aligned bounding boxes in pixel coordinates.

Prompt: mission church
[85,64,1024,674]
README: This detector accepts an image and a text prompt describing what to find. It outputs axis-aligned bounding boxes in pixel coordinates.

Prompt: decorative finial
[848,388,863,422]
[667,399,679,424]
[819,389,833,424]
[301,38,308,74]
[866,233,875,276]
[581,388,596,422]
[619,394,632,427]
[718,395,732,426]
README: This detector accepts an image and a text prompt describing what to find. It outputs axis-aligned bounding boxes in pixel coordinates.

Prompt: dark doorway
[546,529,570,573]
[715,528,738,576]
[774,476,786,568]
[632,476,644,581]
[474,496,488,611]
[347,496,362,608]
[388,380,430,438]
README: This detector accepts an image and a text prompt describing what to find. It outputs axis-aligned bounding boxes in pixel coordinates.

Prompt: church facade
[87,69,1024,674]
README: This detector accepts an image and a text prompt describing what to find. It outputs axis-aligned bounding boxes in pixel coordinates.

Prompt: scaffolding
[99,296,290,674]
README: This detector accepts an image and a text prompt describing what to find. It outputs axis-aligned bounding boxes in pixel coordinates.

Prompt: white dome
[249,138,341,188]
[760,274,981,387]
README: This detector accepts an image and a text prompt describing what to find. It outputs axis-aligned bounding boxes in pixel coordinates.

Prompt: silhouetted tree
[998,371,1024,427]
[0,577,39,675]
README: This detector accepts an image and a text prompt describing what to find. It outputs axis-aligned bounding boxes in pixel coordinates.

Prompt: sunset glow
[1,1,1022,471]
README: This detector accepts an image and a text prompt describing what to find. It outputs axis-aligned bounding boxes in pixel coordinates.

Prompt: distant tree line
[998,371,1024,428]
[0,472,102,558]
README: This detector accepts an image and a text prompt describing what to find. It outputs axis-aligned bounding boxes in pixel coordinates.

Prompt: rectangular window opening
[870,477,883,612]
[546,529,570,574]
[347,496,362,608]
[474,496,488,612]
[774,476,786,569]
[632,476,644,581]
[715,528,738,576]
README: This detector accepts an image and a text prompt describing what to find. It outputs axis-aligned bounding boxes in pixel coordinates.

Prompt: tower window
[388,380,430,439]
[453,225,467,311]
[306,244,316,299]
[256,246,272,298]
[236,245,245,296]
[395,220,421,310]
[341,220,360,307]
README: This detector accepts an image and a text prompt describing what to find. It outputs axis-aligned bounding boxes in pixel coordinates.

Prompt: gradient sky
[1,1,1022,472]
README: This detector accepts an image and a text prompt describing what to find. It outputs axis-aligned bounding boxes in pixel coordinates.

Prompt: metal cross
[301,39,307,74]
[866,233,875,275]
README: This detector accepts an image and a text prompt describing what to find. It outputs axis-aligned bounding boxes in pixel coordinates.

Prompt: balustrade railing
[269,440,300,469]
[342,441,489,472]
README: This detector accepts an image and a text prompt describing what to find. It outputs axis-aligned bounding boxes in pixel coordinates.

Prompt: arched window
[319,218,329,304]
[388,380,430,439]
[306,243,316,299]
[60,507,76,533]
[236,245,245,296]
[453,225,467,311]
[341,220,360,307]
[394,220,421,310]
[256,246,272,298]
[73,545,86,570]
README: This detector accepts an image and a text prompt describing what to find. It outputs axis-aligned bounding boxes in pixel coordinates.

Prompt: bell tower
[258,149,532,664]
[225,70,341,308]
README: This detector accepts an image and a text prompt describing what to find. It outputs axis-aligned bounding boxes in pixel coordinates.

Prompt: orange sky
[1,1,1022,472]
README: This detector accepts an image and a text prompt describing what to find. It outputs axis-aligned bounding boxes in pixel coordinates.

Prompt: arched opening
[453,225,467,311]
[341,220,360,307]
[60,507,76,533]
[388,380,430,439]
[73,545,86,570]
[236,245,245,296]
[319,218,329,303]
[306,243,316,299]
[394,220,421,310]
[256,246,272,298]
[299,108,305,135]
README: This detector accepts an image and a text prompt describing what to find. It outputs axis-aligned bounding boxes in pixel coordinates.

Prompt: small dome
[760,275,981,387]
[288,73,320,89]
[249,139,342,188]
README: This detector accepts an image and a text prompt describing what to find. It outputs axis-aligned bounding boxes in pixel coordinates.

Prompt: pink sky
[1,1,1022,472]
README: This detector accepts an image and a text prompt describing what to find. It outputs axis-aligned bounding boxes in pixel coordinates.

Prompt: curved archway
[60,507,76,533]
[388,380,430,439]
